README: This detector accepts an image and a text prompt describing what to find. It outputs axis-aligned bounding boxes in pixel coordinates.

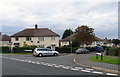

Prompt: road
[1,54,108,76]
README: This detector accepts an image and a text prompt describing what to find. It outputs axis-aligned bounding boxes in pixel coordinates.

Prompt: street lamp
[70,28,73,54]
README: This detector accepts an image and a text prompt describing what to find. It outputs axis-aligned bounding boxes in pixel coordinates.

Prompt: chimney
[35,24,38,29]
[105,37,107,40]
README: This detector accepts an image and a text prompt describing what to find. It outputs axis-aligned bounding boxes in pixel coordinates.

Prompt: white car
[33,48,59,57]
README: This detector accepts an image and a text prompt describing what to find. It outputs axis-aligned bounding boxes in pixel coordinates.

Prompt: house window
[38,45,44,48]
[15,37,19,41]
[51,37,55,41]
[38,37,44,41]
[26,37,32,41]
[65,42,67,44]
[14,43,19,47]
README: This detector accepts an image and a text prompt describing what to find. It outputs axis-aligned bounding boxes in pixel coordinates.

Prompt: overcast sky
[1,0,119,39]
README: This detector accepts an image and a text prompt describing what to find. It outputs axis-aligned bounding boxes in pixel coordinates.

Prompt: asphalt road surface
[1,54,111,76]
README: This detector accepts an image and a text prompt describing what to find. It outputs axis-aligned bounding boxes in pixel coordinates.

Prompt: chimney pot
[35,24,38,29]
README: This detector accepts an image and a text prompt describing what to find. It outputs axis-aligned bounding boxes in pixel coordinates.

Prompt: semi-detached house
[11,25,60,50]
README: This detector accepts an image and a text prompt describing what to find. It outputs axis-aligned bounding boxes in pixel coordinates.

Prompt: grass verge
[89,56,120,65]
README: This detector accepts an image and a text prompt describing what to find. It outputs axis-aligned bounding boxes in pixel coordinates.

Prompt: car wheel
[54,53,57,56]
[38,53,43,57]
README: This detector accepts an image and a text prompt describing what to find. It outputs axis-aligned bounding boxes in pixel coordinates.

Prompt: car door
[45,49,52,55]
[48,49,53,55]
[42,49,49,55]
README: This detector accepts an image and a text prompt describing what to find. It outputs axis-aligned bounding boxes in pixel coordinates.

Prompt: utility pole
[70,28,73,54]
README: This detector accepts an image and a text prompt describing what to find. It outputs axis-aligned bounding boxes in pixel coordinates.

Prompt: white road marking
[54,65,61,68]
[106,73,118,76]
[47,64,53,67]
[66,66,72,68]
[24,60,28,62]
[75,67,82,69]
[11,58,14,59]
[40,62,44,64]
[45,63,50,65]
[81,70,90,72]
[42,63,47,65]
[21,60,25,62]
[58,65,65,67]
[92,71,103,74]
[28,61,32,63]
[71,68,79,71]
[52,64,57,66]
[32,62,35,64]
[62,66,70,69]
[85,68,94,71]
[36,62,41,64]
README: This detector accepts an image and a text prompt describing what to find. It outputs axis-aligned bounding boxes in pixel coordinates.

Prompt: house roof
[103,38,112,43]
[60,34,74,42]
[60,34,103,42]
[0,34,11,41]
[11,28,60,37]
[94,36,103,41]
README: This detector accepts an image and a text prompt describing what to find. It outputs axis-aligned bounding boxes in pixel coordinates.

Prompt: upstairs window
[38,37,44,41]
[15,37,19,41]
[51,37,55,41]
[26,37,32,41]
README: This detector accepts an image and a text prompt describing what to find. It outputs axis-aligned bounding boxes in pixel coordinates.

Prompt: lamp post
[70,28,73,54]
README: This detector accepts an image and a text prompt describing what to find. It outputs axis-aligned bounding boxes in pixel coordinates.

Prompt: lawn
[1,53,33,55]
[89,56,120,65]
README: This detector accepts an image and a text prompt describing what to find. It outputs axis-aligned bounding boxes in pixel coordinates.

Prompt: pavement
[73,52,120,74]
[0,53,119,76]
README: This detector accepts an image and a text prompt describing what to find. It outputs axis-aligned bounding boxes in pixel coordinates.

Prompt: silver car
[33,48,59,57]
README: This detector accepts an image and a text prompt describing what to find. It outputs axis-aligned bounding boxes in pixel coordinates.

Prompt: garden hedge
[0,47,10,53]
[108,47,120,56]
[13,47,36,53]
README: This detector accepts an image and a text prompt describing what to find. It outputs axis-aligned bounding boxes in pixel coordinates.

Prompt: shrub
[0,47,10,53]
[47,46,51,49]
[13,47,36,53]
[108,47,120,56]
[56,46,80,53]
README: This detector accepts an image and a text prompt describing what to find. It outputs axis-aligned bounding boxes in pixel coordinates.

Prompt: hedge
[13,47,36,53]
[108,47,120,56]
[55,46,80,53]
[85,47,96,52]
[0,47,10,53]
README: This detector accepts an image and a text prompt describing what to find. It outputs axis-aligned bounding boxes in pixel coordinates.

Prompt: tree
[72,37,80,47]
[74,25,95,46]
[62,29,73,39]
[112,39,120,46]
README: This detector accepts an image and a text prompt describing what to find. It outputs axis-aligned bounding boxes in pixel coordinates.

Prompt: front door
[51,45,55,51]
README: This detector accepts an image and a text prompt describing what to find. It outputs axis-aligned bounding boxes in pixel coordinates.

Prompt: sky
[0,0,119,39]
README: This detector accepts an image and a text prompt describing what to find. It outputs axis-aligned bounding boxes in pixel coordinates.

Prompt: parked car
[33,48,59,57]
[76,48,89,54]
